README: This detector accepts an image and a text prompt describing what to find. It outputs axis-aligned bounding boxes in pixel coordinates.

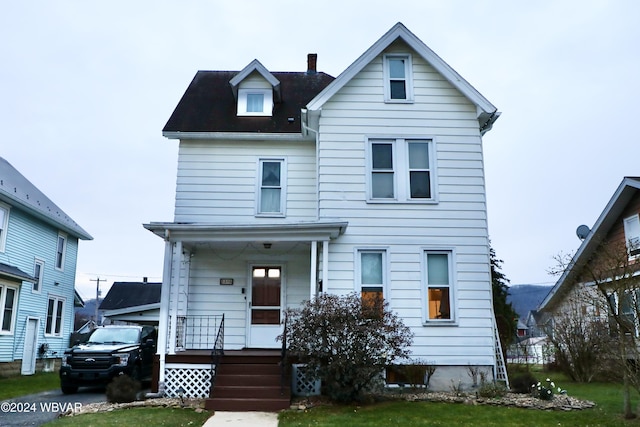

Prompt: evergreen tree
[490,246,517,358]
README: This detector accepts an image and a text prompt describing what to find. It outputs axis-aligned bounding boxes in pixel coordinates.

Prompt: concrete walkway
[202,411,279,427]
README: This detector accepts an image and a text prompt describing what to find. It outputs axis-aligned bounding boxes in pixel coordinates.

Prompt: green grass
[279,379,640,427]
[42,407,211,427]
[0,371,59,400]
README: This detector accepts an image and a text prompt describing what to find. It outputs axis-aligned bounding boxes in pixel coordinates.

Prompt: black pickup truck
[59,325,157,394]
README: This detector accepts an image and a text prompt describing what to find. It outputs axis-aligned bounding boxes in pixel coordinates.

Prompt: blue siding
[0,206,80,363]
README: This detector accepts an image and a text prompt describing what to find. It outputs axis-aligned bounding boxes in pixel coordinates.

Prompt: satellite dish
[576,224,590,240]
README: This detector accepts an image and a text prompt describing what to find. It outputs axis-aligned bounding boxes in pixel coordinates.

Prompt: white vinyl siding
[315,41,493,365]
[174,140,315,223]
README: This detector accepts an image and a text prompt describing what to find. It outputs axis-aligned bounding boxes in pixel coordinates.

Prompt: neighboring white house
[145,22,503,403]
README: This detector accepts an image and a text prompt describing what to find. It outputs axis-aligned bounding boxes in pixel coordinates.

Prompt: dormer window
[238,88,273,116]
[383,54,413,103]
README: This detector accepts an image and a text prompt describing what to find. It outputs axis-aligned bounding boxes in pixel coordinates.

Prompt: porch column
[322,240,329,293]
[310,240,317,300]
[157,239,174,384]
[168,240,183,355]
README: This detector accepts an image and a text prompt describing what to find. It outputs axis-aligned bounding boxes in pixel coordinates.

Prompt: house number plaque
[220,278,234,285]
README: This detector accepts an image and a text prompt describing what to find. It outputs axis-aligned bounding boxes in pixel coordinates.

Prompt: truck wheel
[61,385,78,394]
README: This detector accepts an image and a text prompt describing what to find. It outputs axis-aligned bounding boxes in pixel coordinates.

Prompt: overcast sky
[1,1,638,300]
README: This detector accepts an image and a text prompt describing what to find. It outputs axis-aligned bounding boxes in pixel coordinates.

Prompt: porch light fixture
[263,243,272,249]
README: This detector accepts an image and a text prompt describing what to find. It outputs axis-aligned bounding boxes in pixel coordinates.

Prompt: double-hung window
[424,250,454,322]
[0,203,9,252]
[357,249,387,314]
[45,296,65,336]
[257,158,286,216]
[368,138,435,202]
[55,233,67,270]
[33,259,44,293]
[623,214,640,258]
[384,54,413,102]
[0,284,18,334]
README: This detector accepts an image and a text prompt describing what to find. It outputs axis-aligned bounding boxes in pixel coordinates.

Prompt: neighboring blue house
[0,157,92,376]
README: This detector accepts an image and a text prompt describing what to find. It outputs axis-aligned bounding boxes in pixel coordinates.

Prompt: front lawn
[279,381,639,427]
[0,371,59,400]
[43,407,211,427]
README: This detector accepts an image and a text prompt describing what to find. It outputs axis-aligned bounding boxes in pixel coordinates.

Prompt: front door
[248,266,282,348]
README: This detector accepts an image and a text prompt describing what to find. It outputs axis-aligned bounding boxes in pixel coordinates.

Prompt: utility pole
[90,277,104,325]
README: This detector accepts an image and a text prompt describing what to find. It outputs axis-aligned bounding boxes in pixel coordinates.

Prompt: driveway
[0,386,107,426]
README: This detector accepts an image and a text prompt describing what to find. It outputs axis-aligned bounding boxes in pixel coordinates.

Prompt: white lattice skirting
[164,363,213,398]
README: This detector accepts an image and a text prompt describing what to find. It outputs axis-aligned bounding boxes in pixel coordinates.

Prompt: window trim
[421,248,457,325]
[0,282,19,335]
[366,136,437,204]
[33,258,44,294]
[55,233,67,271]
[0,202,9,253]
[237,88,273,116]
[255,158,287,217]
[45,295,65,337]
[383,54,414,103]
[623,214,640,259]
[355,247,390,300]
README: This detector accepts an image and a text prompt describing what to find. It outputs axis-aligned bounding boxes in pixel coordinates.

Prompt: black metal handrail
[175,315,222,350]
[210,314,225,388]
[280,312,288,395]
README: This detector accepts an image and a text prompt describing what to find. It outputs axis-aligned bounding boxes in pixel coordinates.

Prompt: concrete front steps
[205,350,291,412]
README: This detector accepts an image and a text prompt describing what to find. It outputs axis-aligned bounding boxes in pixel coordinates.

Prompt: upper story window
[238,89,273,116]
[33,259,44,293]
[0,283,18,334]
[367,138,436,203]
[383,54,413,102]
[55,233,67,271]
[424,250,455,323]
[257,158,286,216]
[623,214,640,258]
[0,203,9,253]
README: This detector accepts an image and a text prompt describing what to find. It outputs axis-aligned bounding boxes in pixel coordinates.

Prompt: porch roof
[143,220,348,242]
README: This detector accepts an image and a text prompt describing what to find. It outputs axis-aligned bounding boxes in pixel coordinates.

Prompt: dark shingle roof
[163,71,334,134]
[0,262,36,283]
[99,282,161,310]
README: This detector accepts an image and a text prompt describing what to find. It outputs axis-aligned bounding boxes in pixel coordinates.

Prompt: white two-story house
[145,23,502,409]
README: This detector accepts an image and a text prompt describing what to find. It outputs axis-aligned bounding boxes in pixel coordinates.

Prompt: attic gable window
[237,89,273,117]
[384,54,413,102]
[624,214,640,258]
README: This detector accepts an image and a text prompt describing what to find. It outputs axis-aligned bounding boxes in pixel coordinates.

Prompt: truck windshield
[88,328,139,344]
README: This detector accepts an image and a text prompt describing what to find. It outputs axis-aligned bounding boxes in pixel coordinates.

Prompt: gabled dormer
[230,59,281,117]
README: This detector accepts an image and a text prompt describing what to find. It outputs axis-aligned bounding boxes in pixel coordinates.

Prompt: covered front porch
[143,221,347,400]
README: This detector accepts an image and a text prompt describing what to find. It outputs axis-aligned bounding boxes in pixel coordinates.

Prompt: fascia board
[307,22,497,115]
[229,59,281,101]
[162,131,311,142]
[102,303,161,317]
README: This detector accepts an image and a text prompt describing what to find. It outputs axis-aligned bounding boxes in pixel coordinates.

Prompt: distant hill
[75,298,102,319]
[506,285,553,320]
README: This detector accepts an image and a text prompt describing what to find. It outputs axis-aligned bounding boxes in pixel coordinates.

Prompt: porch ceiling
[143,220,348,243]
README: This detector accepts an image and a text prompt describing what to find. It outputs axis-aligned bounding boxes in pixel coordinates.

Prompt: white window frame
[623,214,640,259]
[33,258,44,294]
[256,158,287,217]
[366,137,437,203]
[383,54,414,103]
[421,248,456,324]
[45,295,65,337]
[0,202,9,253]
[355,248,390,300]
[55,233,67,271]
[0,282,19,334]
[237,88,273,116]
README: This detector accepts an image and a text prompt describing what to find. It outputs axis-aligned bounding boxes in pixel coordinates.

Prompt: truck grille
[70,353,114,369]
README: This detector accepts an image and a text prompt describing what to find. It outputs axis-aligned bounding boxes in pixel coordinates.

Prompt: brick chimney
[307,53,317,74]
